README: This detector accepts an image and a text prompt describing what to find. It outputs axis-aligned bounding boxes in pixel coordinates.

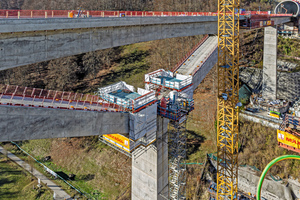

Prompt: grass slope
[0,154,53,200]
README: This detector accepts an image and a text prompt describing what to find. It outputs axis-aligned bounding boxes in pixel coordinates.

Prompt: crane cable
[256,155,300,200]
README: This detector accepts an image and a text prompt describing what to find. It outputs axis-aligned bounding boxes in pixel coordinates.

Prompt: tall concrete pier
[262,26,277,100]
[131,116,169,200]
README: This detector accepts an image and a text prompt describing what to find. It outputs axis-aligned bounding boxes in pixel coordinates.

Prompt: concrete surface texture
[131,116,169,200]
[175,35,218,91]
[0,105,129,142]
[238,166,300,200]
[263,26,278,100]
[210,157,300,200]
[240,112,281,129]
[0,16,219,70]
[0,146,71,200]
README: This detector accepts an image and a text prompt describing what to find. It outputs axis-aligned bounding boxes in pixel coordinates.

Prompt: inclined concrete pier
[262,26,278,100]
[0,105,129,142]
[132,116,169,200]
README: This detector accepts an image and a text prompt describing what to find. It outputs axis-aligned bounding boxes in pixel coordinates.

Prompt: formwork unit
[145,69,194,200]
[98,81,158,156]
[278,114,300,154]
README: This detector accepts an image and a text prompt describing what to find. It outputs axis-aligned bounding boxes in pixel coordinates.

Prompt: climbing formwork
[278,114,300,154]
[98,81,158,156]
[145,69,194,199]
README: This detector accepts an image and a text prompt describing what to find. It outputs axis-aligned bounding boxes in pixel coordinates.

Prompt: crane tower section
[217,0,240,199]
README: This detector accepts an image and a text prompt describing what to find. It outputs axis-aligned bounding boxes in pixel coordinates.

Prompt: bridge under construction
[0,2,300,199]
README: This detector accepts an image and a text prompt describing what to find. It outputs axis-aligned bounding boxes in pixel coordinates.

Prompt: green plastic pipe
[257,155,300,200]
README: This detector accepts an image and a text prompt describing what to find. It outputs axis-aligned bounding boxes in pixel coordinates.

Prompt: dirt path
[0,146,72,200]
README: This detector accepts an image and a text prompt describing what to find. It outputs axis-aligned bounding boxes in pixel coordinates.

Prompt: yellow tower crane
[217,0,240,199]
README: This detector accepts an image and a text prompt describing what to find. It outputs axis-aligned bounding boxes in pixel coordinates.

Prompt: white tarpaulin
[98,81,133,95]
[175,73,189,81]
[137,88,150,96]
[129,103,157,140]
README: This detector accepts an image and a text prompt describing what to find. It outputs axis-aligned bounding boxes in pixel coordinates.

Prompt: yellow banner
[103,134,130,152]
[277,130,300,149]
[267,20,272,26]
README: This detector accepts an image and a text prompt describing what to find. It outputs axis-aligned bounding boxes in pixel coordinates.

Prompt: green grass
[3,140,130,199]
[0,154,53,200]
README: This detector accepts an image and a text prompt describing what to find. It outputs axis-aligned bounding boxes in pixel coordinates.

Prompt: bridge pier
[262,26,278,100]
[131,116,169,200]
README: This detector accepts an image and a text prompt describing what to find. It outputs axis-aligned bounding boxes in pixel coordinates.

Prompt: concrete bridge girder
[0,105,129,142]
[0,16,219,70]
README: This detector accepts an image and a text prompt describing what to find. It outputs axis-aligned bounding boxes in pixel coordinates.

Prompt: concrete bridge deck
[0,105,129,142]
[0,85,129,142]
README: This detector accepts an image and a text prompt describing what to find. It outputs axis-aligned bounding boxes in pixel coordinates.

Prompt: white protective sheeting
[129,103,157,140]
[137,88,150,96]
[98,81,134,95]
[175,73,189,81]
[134,91,156,109]
[165,70,174,77]
[145,69,173,83]
[124,82,135,92]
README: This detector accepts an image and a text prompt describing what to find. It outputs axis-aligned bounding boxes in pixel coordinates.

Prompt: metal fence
[0,84,124,113]
[0,9,293,19]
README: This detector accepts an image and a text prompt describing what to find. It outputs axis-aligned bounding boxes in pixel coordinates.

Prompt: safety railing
[0,84,124,112]
[0,9,294,19]
[133,91,156,113]
[192,43,218,76]
[172,35,209,72]
[0,9,220,19]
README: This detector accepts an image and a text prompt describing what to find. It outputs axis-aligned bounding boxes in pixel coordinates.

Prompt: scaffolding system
[168,117,187,199]
[97,81,158,157]
[216,0,240,198]
[145,69,194,199]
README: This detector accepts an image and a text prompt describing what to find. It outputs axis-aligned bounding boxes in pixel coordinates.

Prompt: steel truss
[217,0,240,199]
[168,119,187,200]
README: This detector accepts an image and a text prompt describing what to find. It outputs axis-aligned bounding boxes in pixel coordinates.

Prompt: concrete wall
[0,105,129,142]
[192,47,217,91]
[131,116,169,200]
[0,16,218,70]
[210,156,300,200]
[240,112,281,129]
[263,26,278,100]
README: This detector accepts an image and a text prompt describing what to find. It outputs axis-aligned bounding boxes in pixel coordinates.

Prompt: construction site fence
[0,9,293,19]
[0,84,123,112]
[172,34,209,72]
[10,141,95,199]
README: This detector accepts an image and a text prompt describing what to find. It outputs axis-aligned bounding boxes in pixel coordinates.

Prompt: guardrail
[172,34,209,72]
[0,84,124,113]
[0,9,219,19]
[0,9,293,19]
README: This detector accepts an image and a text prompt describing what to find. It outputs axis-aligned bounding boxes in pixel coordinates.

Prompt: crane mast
[217,0,240,199]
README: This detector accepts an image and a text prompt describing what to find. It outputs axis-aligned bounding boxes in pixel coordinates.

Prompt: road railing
[0,84,124,112]
[172,34,209,72]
